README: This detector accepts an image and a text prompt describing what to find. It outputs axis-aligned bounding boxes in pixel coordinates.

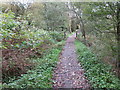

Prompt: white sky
[0,0,34,3]
[18,0,34,4]
[0,0,118,3]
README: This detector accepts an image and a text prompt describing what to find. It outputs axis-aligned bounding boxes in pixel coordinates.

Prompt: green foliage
[22,29,52,48]
[25,2,46,28]
[74,2,119,69]
[75,40,120,89]
[1,10,65,84]
[0,11,28,49]
[2,41,64,88]
[0,11,55,49]
[49,31,64,42]
[0,11,16,41]
[74,2,115,34]
[44,2,69,31]
[1,11,16,30]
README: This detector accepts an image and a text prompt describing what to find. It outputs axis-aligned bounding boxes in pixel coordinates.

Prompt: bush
[1,11,62,83]
[49,31,64,42]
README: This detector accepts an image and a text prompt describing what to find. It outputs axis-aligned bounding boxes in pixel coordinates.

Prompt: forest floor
[53,34,90,89]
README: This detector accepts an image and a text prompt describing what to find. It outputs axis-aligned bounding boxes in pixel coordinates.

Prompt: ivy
[75,40,120,89]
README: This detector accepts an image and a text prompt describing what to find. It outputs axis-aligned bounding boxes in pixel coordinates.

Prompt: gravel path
[53,34,90,89]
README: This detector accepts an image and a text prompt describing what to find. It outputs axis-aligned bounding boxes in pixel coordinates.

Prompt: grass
[2,40,65,88]
[75,40,120,89]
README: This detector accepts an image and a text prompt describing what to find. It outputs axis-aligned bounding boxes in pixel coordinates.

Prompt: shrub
[49,31,64,42]
[1,11,57,83]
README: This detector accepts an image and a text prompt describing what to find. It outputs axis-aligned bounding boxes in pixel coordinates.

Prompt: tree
[73,2,120,76]
[24,2,46,28]
[87,2,120,69]
[116,2,120,68]
[43,2,69,32]
[71,2,86,40]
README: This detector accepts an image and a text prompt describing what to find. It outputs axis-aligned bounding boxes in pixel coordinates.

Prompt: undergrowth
[75,40,120,89]
[1,40,65,88]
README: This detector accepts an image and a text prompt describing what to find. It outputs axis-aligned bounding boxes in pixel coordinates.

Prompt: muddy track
[53,34,90,89]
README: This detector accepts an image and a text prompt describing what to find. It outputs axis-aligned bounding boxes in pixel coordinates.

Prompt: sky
[0,0,118,3]
[0,0,34,3]
[18,0,34,4]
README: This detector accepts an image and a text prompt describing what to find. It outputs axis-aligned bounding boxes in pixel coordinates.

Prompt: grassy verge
[75,40,120,89]
[2,40,65,88]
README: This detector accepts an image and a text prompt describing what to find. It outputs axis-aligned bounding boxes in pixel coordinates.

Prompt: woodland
[0,1,120,89]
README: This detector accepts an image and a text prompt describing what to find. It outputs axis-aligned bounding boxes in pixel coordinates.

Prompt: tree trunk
[115,2,120,79]
[116,2,120,69]
[79,17,86,41]
[81,22,86,40]
[69,19,72,33]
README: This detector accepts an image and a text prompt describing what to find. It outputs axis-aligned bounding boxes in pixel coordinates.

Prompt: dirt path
[53,34,90,89]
